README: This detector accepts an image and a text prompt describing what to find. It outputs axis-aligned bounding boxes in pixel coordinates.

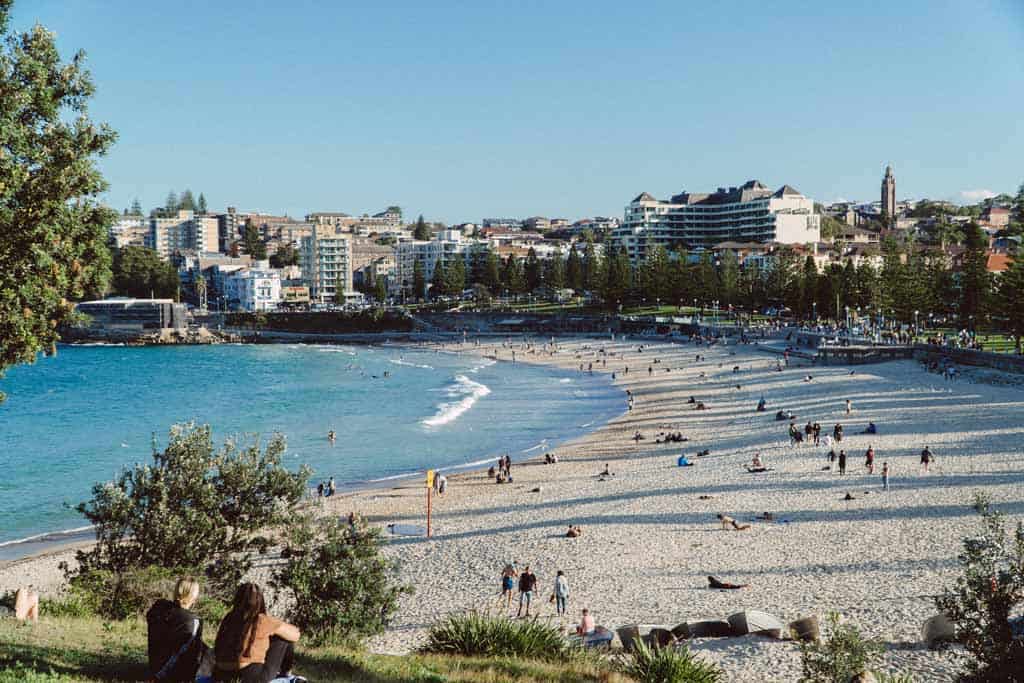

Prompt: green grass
[0,616,627,683]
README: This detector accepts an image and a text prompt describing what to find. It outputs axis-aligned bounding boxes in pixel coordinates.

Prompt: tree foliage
[0,2,117,399]
[72,423,309,589]
[935,494,1024,682]
[272,516,411,646]
[269,243,300,268]
[413,214,431,241]
[111,246,179,299]
[997,256,1024,353]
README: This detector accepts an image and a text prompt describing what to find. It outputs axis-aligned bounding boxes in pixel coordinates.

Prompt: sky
[11,0,1024,223]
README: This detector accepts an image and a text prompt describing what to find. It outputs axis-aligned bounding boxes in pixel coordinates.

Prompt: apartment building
[613,180,821,261]
[146,210,219,259]
[306,209,402,232]
[224,268,282,312]
[391,230,488,297]
[300,225,353,303]
[109,216,148,248]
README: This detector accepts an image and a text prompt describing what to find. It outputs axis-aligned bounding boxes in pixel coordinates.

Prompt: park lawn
[0,617,625,683]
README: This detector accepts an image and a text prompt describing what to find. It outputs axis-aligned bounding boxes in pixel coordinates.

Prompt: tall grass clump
[421,612,578,662]
[616,639,724,683]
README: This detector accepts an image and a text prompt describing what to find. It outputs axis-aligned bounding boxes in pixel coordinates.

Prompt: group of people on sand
[489,454,514,483]
[498,564,593,635]
[315,477,336,499]
[145,577,305,683]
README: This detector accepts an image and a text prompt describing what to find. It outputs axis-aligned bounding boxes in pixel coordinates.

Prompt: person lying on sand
[716,514,751,531]
[708,576,748,590]
[598,464,613,477]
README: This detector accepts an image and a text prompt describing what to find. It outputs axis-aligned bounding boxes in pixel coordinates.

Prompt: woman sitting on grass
[213,583,303,683]
[146,576,208,683]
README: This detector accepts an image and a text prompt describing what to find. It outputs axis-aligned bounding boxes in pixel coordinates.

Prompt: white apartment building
[567,216,621,236]
[391,230,488,297]
[109,216,148,248]
[305,209,402,232]
[146,210,219,259]
[613,181,820,262]
[224,268,282,312]
[300,225,353,303]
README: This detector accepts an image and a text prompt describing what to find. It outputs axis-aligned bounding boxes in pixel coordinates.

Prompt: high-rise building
[881,165,896,222]
[300,225,353,303]
[146,210,219,259]
[612,180,820,262]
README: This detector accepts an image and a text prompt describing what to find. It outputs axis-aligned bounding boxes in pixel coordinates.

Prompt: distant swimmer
[328,430,336,443]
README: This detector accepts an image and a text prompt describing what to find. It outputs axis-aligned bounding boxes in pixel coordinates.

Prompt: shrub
[935,493,1024,682]
[70,423,309,590]
[271,515,411,646]
[616,639,725,683]
[799,612,883,683]
[62,565,230,621]
[421,612,577,662]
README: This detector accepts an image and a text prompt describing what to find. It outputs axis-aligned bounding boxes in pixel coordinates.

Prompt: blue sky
[11,0,1024,223]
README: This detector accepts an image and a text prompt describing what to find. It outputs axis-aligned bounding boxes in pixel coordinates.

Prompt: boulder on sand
[922,614,957,648]
[727,610,785,638]
[789,615,820,642]
[685,619,734,638]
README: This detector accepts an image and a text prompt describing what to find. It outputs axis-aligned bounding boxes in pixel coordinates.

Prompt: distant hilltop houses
[104,167,1021,312]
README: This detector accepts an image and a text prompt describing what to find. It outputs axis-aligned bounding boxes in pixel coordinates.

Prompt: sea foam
[422,375,491,427]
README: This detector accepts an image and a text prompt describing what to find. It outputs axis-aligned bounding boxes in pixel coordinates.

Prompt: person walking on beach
[920,446,934,474]
[553,570,569,618]
[500,565,518,610]
[833,423,844,442]
[882,462,890,491]
[517,565,537,617]
[845,399,852,415]
[327,477,336,497]
[838,450,847,475]
[812,422,821,446]
[864,446,875,474]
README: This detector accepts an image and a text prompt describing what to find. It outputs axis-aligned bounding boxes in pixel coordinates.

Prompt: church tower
[881,165,896,224]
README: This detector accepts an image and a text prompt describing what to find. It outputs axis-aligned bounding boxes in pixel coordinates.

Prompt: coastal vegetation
[225,309,415,333]
[0,0,117,401]
[421,612,582,662]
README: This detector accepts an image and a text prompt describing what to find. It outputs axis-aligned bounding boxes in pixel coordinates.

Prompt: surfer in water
[328,430,336,444]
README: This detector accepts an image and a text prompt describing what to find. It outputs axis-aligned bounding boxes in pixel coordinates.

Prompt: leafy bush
[61,565,230,620]
[616,639,725,683]
[799,612,883,683]
[935,494,1024,682]
[421,612,577,662]
[272,516,411,646]
[70,423,309,590]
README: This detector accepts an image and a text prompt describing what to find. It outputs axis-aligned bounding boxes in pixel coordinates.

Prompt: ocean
[0,343,622,557]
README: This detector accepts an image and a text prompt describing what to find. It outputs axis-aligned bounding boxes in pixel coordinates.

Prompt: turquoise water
[0,343,622,553]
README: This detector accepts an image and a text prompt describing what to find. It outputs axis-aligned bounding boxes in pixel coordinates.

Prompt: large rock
[789,615,820,642]
[727,610,785,638]
[685,619,734,638]
[922,614,957,648]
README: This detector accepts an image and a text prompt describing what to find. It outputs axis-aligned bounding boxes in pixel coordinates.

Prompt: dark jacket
[147,599,205,682]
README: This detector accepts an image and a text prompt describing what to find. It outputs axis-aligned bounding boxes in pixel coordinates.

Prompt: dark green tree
[273,515,411,645]
[601,247,631,308]
[545,253,566,291]
[111,246,179,299]
[483,251,501,294]
[524,248,542,292]
[446,256,466,296]
[565,248,582,292]
[581,241,601,293]
[502,255,526,295]
[960,223,991,328]
[997,256,1024,353]
[694,252,718,305]
[374,276,388,304]
[243,222,267,259]
[430,258,447,298]
[129,198,144,216]
[411,259,426,301]
[164,190,179,216]
[179,189,195,212]
[269,244,300,268]
[718,249,740,308]
[197,192,207,215]
[413,214,431,241]
[334,272,346,304]
[469,248,488,286]
[799,255,818,318]
[73,423,309,588]
[0,2,117,400]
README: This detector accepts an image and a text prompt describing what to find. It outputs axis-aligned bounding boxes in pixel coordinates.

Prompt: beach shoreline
[5,333,1023,681]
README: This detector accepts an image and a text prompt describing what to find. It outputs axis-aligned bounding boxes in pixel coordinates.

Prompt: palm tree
[195,275,207,312]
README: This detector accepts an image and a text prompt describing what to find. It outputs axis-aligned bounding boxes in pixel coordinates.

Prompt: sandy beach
[5,334,1023,681]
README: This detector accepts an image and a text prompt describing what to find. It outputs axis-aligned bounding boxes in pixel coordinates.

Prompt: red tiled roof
[986,253,1011,273]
